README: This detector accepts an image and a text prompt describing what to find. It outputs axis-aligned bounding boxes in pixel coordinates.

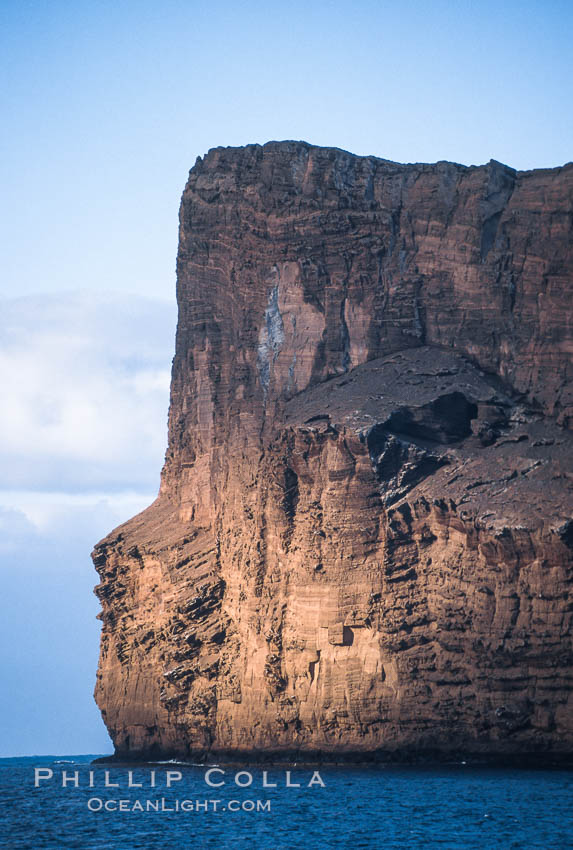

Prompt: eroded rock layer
[93,142,573,760]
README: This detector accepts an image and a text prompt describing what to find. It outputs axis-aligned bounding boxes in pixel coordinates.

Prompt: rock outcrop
[93,142,573,761]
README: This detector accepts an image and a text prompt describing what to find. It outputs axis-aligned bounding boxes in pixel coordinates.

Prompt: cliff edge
[93,142,573,761]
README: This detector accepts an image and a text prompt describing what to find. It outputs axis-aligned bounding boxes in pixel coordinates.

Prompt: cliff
[93,142,573,761]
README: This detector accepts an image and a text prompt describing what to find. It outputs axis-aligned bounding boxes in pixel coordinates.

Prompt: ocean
[1,755,572,848]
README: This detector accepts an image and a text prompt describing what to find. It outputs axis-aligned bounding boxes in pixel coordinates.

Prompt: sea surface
[1,755,572,849]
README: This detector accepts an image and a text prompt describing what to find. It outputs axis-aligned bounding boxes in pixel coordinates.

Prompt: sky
[0,0,571,755]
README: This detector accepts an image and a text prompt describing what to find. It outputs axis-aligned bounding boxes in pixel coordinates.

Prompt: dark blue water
[1,756,572,849]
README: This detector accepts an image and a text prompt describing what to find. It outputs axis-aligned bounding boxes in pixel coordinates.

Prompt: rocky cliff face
[93,142,573,761]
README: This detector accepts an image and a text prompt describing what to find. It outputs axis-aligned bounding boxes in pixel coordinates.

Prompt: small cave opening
[342,626,354,646]
[430,392,478,440]
[384,391,477,444]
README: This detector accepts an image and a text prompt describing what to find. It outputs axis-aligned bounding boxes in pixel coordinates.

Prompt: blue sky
[0,0,571,755]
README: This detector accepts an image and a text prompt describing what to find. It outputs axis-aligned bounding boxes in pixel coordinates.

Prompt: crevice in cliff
[413,280,426,344]
[281,465,299,552]
[340,297,351,372]
[481,211,503,261]
[308,650,321,685]
[480,161,517,262]
[282,466,299,520]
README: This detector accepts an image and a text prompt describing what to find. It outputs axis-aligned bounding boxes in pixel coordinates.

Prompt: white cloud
[0,505,38,552]
[0,489,155,535]
[0,491,156,569]
[0,291,179,756]
[0,291,176,493]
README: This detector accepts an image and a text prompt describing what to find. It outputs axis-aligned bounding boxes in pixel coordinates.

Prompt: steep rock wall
[94,142,573,760]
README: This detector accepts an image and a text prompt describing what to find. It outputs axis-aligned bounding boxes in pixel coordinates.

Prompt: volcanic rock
[93,142,573,761]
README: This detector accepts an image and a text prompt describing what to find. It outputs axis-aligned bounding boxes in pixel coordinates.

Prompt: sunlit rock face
[93,142,573,761]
